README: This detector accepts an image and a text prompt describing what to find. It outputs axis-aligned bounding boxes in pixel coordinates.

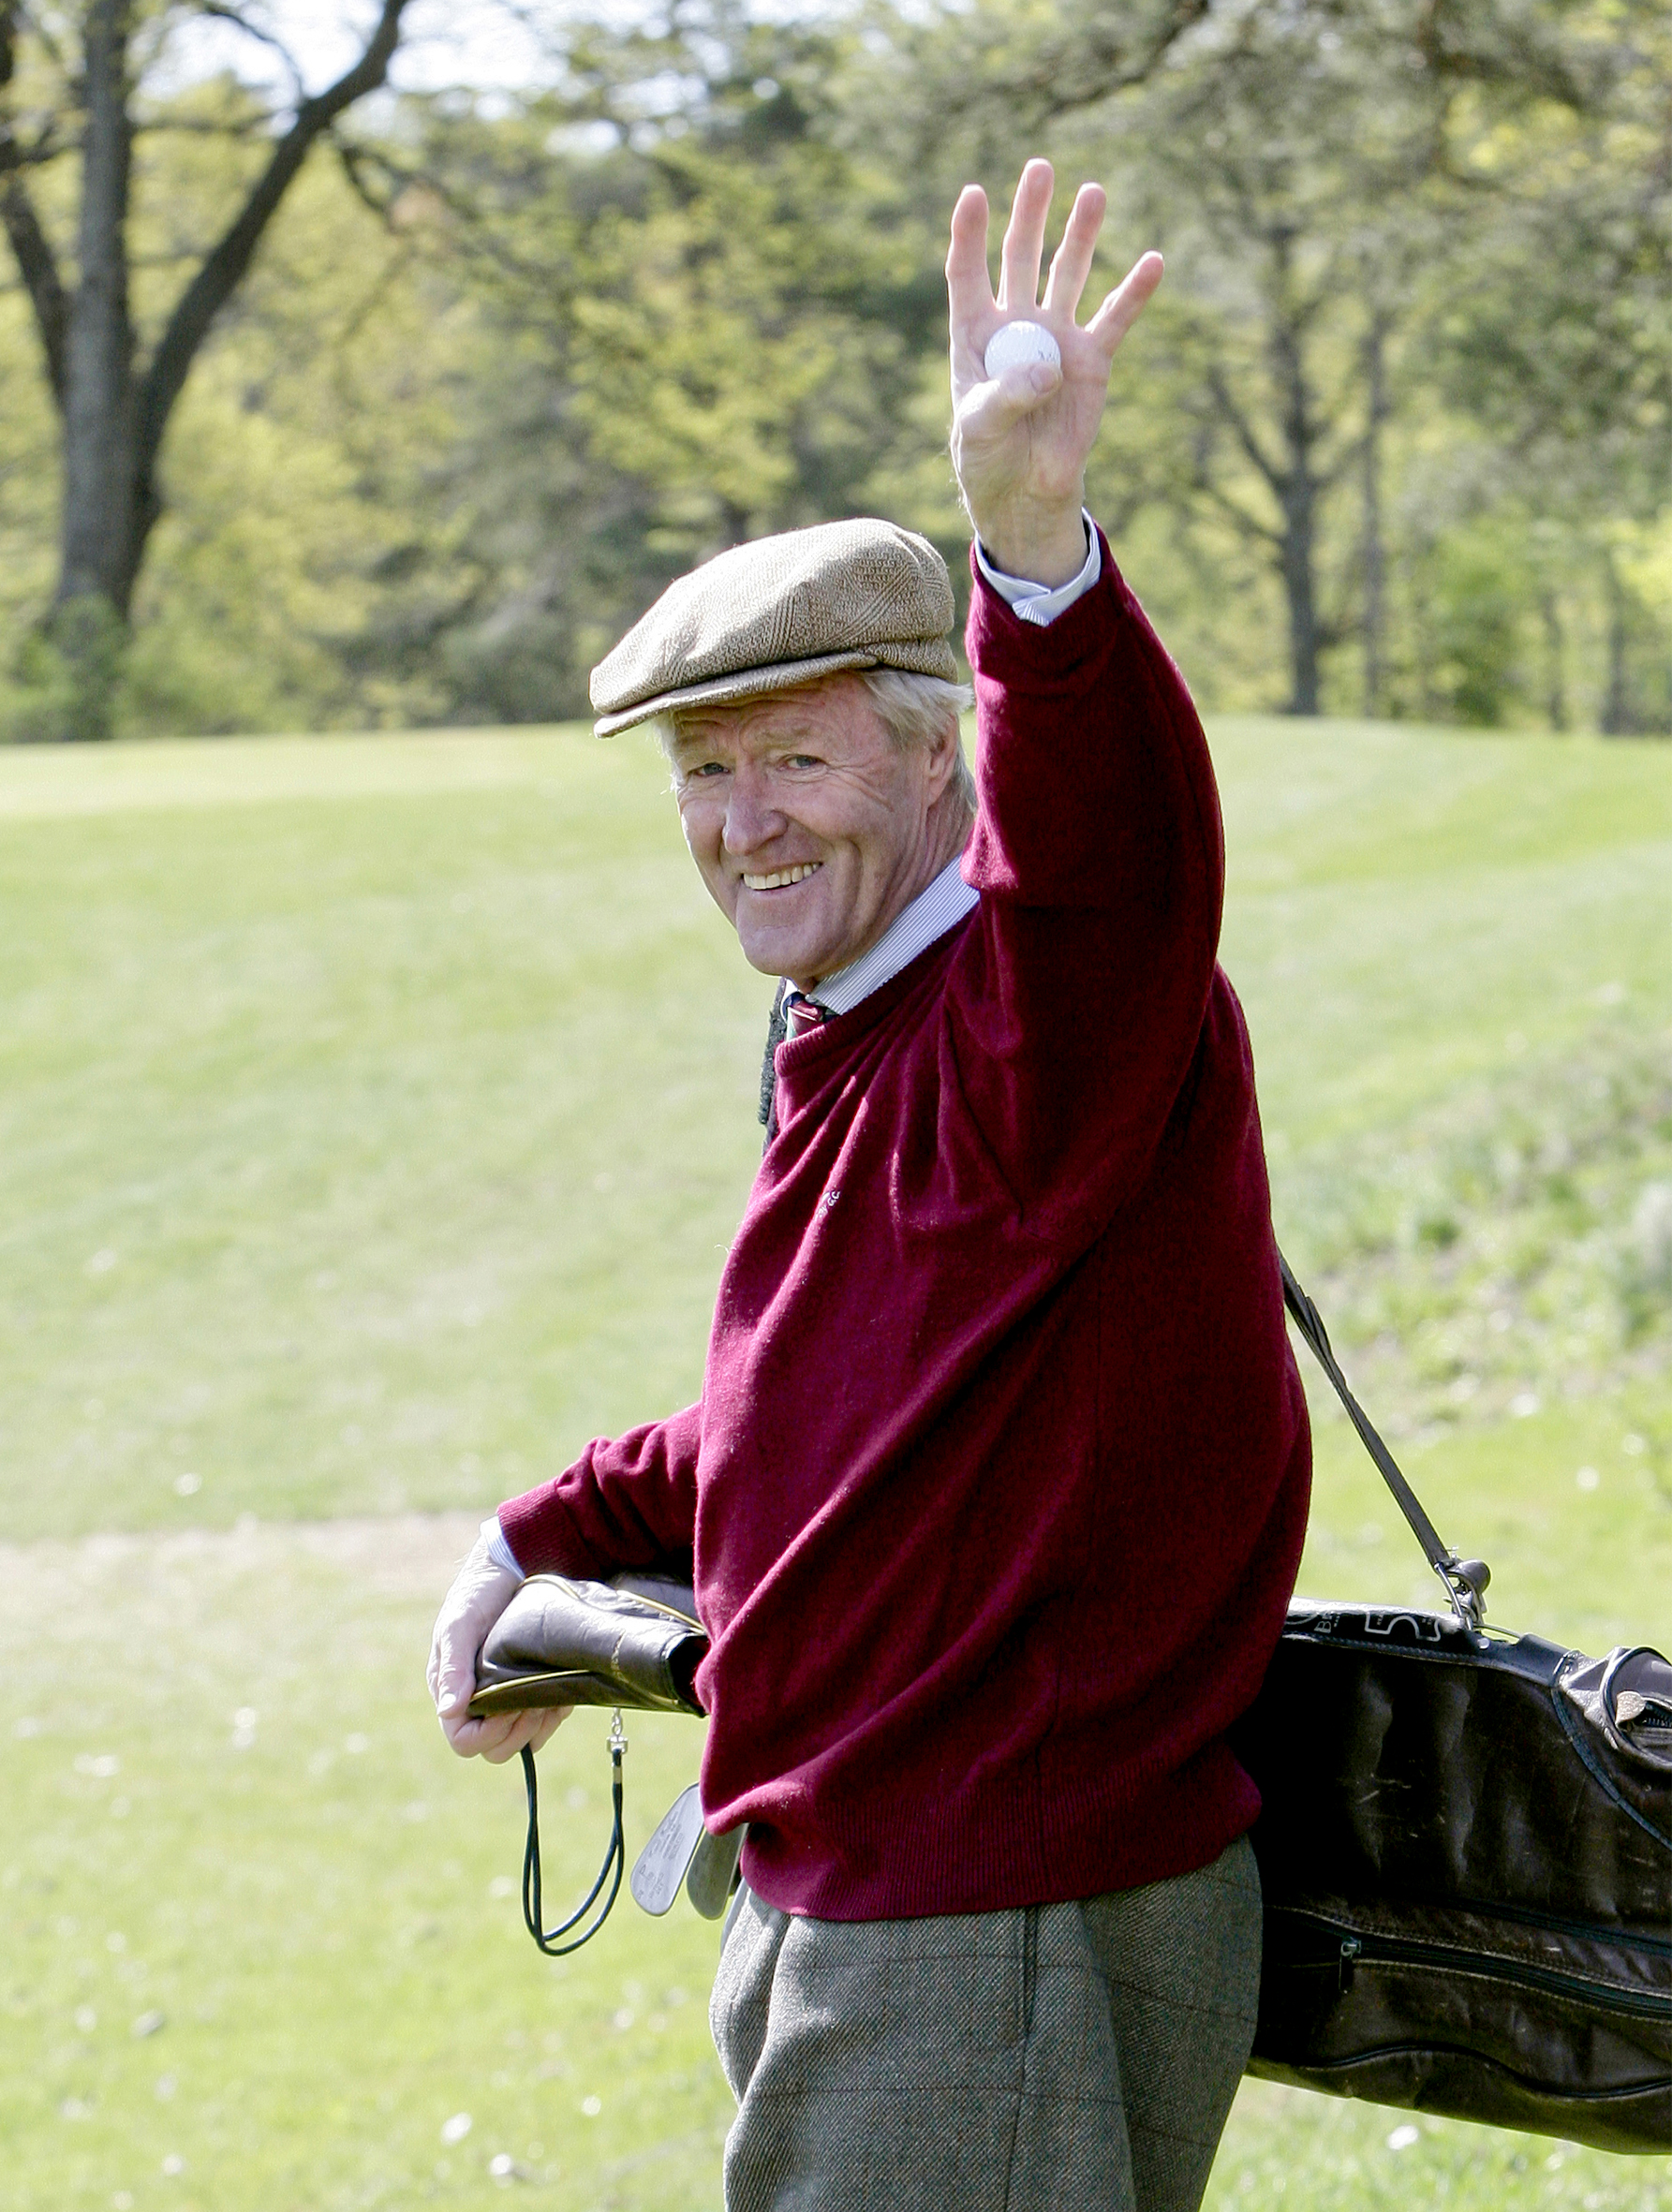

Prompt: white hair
[657,667,977,815]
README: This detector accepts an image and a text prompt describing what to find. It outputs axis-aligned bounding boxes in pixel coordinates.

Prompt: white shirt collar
[798,855,979,1017]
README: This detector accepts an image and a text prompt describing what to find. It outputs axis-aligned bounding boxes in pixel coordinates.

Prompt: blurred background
[2,0,1670,740]
[1,4,1669,2210]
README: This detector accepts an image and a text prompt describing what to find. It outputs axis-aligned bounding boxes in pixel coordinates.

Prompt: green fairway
[2,717,1669,2209]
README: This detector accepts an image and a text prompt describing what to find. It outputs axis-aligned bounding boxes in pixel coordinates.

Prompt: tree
[328,5,951,723]
[891,0,1670,722]
[1432,4,1672,732]
[0,0,411,736]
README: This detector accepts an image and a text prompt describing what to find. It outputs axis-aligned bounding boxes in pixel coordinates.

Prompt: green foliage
[0,597,128,745]
[1,1,1669,732]
[1425,521,1534,726]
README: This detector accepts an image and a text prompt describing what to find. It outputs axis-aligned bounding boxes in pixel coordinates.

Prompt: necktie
[759,986,827,1145]
[758,981,789,1137]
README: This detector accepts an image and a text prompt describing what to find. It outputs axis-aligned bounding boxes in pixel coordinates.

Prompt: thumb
[959,358,1062,442]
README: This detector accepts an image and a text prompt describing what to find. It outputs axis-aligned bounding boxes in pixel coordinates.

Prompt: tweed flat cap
[589,519,958,737]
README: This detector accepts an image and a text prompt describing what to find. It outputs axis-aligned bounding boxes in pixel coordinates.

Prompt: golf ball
[984,320,1061,379]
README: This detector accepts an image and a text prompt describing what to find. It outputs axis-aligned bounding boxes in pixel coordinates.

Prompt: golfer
[429,158,1310,2212]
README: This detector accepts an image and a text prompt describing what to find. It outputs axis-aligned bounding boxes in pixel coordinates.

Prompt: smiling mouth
[742,863,822,892]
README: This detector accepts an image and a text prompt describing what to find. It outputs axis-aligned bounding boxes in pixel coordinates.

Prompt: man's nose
[721,765,785,856]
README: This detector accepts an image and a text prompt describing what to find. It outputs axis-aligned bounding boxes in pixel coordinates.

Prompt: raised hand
[947,159,1162,586]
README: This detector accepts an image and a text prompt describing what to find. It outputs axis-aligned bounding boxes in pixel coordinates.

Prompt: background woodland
[2,0,1669,742]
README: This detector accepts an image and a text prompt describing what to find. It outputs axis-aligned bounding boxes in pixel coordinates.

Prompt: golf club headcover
[468,1570,706,1718]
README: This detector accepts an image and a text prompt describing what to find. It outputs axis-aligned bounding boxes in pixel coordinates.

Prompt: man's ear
[923,714,961,798]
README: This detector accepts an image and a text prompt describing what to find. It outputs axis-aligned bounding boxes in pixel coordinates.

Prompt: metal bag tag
[685,1823,745,1920]
[629,1783,707,1917]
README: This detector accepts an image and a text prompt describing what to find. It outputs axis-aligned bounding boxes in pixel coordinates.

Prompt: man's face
[670,675,952,989]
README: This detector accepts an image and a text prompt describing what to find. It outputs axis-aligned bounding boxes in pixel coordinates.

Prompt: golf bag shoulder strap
[1277,1248,1491,1632]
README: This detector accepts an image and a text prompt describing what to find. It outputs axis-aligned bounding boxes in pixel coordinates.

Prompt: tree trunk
[1280,485,1321,715]
[8,0,412,737]
[52,0,143,735]
[1270,285,1322,717]
[1540,589,1567,731]
[1601,550,1632,736]
[1360,317,1388,719]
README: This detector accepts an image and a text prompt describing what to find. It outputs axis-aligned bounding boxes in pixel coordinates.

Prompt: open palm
[947,159,1162,584]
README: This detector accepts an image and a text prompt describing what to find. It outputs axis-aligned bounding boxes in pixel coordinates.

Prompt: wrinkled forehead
[669,672,876,761]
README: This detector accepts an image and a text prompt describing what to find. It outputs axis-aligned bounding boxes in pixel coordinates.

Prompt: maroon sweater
[500,538,1310,1921]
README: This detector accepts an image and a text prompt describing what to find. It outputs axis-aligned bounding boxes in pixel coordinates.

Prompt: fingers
[431,1616,480,1721]
[439,1695,573,1760]
[1042,182,1107,319]
[526,1708,570,1755]
[946,183,995,347]
[479,1705,572,1765]
[440,1704,515,1758]
[958,358,1061,450]
[427,1539,521,1720]
[1087,250,1165,359]
[998,157,1054,312]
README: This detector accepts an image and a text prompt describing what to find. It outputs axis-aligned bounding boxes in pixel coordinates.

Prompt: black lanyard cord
[520,1712,626,1956]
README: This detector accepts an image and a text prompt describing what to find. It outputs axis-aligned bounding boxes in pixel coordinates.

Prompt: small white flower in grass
[76,1753,121,1778]
[344,1733,369,1755]
[155,2073,177,2101]
[1386,2124,1419,2150]
[161,2154,185,2177]
[488,1875,515,1900]
[1622,1434,1646,1457]
[14,1716,41,1738]
[132,2010,166,2038]
[173,1472,201,1497]
[105,1931,126,1953]
[61,2097,92,2120]
[74,2005,97,2033]
[439,2112,473,2146]
[1510,1392,1540,1420]
[86,1249,117,1276]
[1576,1467,1600,1492]
[113,2194,135,2209]
[581,2095,601,2117]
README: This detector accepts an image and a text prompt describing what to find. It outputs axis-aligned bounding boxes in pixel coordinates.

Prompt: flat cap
[589,518,958,737]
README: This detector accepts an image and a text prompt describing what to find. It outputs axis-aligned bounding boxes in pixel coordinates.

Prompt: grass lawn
[2,715,1669,2209]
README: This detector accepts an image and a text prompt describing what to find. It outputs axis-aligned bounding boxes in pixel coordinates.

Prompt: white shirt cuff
[483,1515,524,1578]
[974,511,1101,627]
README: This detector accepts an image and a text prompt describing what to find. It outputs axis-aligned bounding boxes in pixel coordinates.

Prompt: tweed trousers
[709,1834,1262,2212]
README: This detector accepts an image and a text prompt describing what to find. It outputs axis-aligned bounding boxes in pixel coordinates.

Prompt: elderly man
[429,159,1309,2212]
